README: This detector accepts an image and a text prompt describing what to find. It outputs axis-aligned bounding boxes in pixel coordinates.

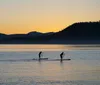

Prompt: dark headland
[0,21,100,44]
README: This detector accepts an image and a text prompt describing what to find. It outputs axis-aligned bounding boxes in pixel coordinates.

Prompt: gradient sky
[0,0,100,34]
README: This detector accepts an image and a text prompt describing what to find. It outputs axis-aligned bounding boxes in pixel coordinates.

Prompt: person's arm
[41,52,43,56]
[63,52,65,56]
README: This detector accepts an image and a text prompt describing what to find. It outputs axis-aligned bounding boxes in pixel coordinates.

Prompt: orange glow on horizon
[0,0,100,34]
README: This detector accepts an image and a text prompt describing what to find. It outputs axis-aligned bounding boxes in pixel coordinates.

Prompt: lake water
[0,44,100,85]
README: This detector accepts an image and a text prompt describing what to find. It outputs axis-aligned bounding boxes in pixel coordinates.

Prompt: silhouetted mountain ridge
[27,31,43,36]
[54,21,100,40]
[0,21,100,44]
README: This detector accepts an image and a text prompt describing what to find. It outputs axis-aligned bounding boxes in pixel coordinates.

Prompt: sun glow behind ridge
[0,0,100,34]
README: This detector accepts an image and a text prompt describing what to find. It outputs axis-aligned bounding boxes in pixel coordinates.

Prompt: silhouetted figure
[60,52,65,62]
[39,51,42,60]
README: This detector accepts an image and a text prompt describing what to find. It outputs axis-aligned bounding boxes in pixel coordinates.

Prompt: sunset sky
[0,0,100,34]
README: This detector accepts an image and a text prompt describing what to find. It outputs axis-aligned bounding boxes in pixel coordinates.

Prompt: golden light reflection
[2,60,100,81]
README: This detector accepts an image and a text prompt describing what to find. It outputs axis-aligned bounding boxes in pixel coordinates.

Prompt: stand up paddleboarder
[39,51,43,60]
[60,52,65,61]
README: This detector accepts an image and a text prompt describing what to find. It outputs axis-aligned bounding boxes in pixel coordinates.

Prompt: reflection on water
[0,60,100,85]
[0,44,100,85]
[0,44,100,51]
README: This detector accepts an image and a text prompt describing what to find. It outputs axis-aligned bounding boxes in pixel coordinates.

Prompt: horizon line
[1,20,100,35]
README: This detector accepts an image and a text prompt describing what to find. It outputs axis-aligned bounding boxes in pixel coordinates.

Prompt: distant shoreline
[0,40,100,45]
[1,21,100,44]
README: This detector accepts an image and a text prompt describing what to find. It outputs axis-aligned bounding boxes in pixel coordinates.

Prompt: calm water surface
[0,44,100,85]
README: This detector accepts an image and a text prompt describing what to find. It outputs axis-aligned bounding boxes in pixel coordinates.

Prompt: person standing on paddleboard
[39,51,43,60]
[60,52,65,61]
